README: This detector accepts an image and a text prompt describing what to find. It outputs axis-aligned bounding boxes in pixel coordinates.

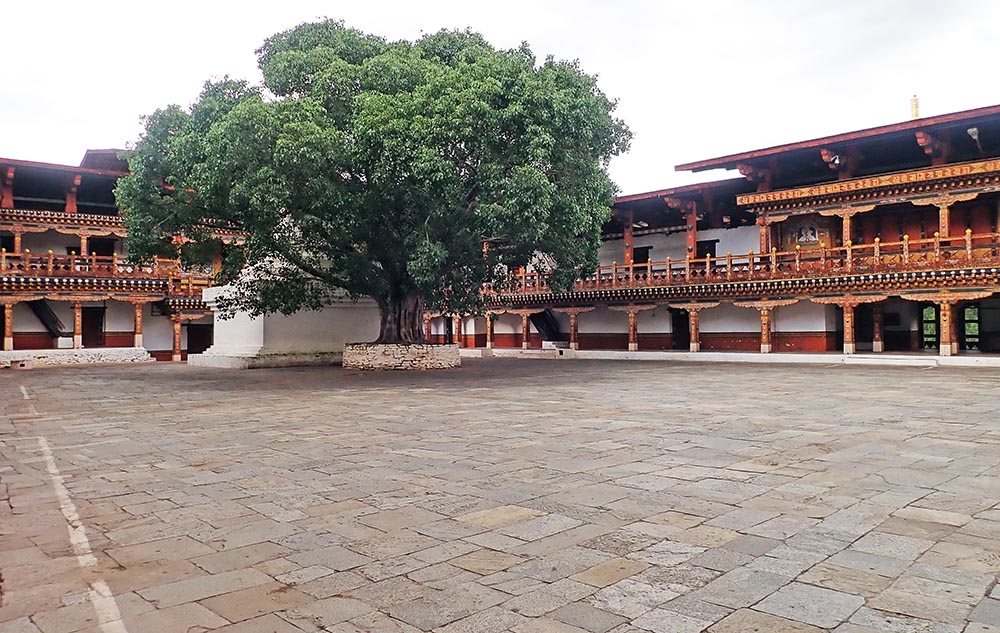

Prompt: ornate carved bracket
[549,306,597,316]
[733,298,800,310]
[899,290,996,304]
[607,304,660,314]
[667,301,721,312]
[818,204,877,218]
[910,191,980,210]
[809,293,889,308]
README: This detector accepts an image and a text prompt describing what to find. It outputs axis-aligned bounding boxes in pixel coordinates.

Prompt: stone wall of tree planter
[342,343,461,370]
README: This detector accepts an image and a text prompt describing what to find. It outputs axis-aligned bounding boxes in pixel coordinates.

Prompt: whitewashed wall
[262,302,380,352]
[773,301,835,332]
[598,226,759,267]
[700,303,758,332]
[577,307,625,333]
[493,312,529,335]
[637,307,673,333]
[701,227,759,257]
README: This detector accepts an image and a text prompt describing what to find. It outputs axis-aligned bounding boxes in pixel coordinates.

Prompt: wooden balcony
[0,250,211,298]
[501,230,1000,299]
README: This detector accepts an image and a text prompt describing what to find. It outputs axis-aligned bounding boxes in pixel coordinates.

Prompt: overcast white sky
[4,1,999,194]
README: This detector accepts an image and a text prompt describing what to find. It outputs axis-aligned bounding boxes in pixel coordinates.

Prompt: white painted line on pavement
[37,436,130,633]
[19,384,29,400]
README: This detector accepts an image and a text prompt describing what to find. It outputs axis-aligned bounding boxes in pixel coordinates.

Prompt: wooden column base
[760,343,771,354]
[172,353,182,362]
[522,342,530,350]
[939,342,957,357]
[628,343,638,351]
[3,336,12,351]
[485,342,493,349]
[133,334,143,348]
[690,342,700,352]
[844,342,856,355]
[872,341,884,353]
[73,334,82,349]
[570,342,579,350]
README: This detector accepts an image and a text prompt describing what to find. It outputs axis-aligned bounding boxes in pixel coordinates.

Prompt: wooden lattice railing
[501,229,1000,295]
[0,250,212,297]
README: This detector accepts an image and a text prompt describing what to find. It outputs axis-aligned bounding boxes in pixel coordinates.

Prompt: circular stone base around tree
[342,343,461,370]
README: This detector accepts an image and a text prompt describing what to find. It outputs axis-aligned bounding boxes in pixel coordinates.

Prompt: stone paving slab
[2,359,1000,632]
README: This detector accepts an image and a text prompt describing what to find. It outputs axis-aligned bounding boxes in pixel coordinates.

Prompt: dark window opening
[696,240,718,259]
[632,246,652,265]
[0,235,13,252]
[88,238,116,257]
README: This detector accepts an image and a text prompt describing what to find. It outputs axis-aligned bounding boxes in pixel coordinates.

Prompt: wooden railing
[0,250,212,297]
[502,229,1000,295]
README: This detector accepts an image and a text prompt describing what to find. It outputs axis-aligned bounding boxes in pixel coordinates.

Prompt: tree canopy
[116,20,631,343]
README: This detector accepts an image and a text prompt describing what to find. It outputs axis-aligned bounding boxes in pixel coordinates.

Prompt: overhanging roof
[675,103,1000,173]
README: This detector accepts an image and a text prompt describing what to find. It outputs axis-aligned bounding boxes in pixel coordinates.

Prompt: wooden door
[81,307,105,348]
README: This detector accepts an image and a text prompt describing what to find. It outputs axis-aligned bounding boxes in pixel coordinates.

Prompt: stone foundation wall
[342,343,461,370]
[189,351,343,370]
[0,348,153,368]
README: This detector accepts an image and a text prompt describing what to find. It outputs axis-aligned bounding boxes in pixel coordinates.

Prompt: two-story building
[0,150,214,364]
[430,103,1000,359]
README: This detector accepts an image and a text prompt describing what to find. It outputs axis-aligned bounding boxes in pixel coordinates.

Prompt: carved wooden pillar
[552,307,594,351]
[133,303,144,348]
[453,315,463,348]
[685,203,698,257]
[1,167,14,209]
[627,310,638,351]
[760,308,772,354]
[689,310,701,353]
[66,174,81,213]
[73,302,83,349]
[842,214,852,246]
[171,316,183,361]
[485,314,494,349]
[521,313,531,350]
[3,303,13,351]
[938,302,954,357]
[843,304,856,355]
[423,313,433,342]
[623,209,634,266]
[872,303,884,353]
[939,204,950,238]
[79,233,89,256]
[757,217,769,253]
[13,231,22,254]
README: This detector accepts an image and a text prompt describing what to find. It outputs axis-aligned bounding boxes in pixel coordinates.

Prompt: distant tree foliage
[116,20,630,344]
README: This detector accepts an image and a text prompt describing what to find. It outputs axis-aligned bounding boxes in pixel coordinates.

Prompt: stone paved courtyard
[1,359,999,633]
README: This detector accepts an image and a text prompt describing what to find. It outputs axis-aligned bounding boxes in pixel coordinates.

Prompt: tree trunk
[375,290,425,344]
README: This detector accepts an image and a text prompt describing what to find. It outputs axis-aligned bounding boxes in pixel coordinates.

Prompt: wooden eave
[675,103,1000,173]
[0,157,127,178]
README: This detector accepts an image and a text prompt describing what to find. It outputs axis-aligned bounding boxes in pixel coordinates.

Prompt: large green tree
[116,20,630,344]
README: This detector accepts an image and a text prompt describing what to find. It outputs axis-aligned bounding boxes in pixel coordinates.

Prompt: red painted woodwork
[462,334,487,348]
[12,333,55,349]
[636,334,673,350]
[699,333,761,351]
[772,332,838,352]
[577,333,629,350]
[491,333,542,349]
[150,350,188,361]
[103,332,134,347]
